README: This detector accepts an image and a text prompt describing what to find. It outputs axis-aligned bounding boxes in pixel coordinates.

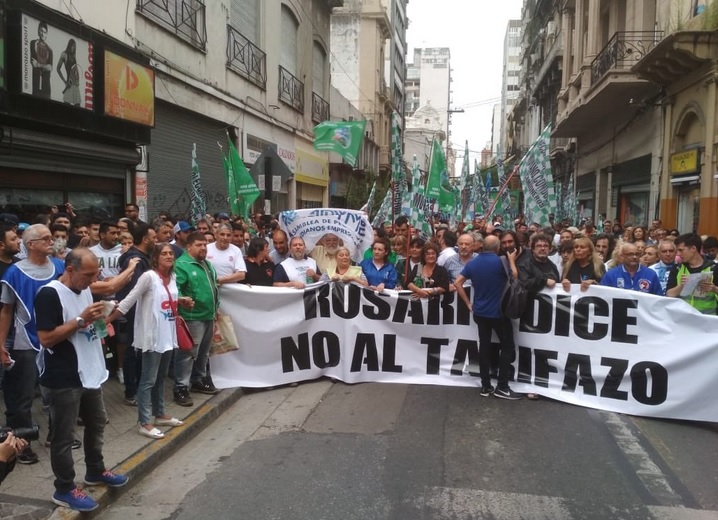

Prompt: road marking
[423,487,718,520]
[597,411,683,506]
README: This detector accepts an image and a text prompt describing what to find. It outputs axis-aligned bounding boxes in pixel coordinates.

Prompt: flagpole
[486,165,519,219]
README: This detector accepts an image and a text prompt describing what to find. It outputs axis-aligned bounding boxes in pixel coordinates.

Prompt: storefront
[244,130,294,213]
[295,144,329,209]
[0,0,152,222]
[576,171,596,222]
[612,154,652,227]
[669,148,701,234]
[146,101,230,220]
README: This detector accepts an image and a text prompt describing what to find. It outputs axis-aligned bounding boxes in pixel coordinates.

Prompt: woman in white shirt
[109,243,194,439]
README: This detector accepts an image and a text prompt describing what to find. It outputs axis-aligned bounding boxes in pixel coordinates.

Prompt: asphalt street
[96,380,718,520]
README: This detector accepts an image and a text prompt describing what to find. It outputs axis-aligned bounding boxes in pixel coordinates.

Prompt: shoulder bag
[161,279,194,351]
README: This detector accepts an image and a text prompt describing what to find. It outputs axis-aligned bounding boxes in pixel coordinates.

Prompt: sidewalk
[0,376,243,520]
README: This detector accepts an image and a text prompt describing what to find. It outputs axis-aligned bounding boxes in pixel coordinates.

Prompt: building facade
[1,0,342,222]
[331,0,394,177]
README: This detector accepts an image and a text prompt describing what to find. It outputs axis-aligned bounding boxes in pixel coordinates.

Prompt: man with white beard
[309,233,340,274]
[273,237,321,289]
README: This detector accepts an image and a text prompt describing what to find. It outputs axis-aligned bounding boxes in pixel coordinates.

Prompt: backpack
[500,257,528,319]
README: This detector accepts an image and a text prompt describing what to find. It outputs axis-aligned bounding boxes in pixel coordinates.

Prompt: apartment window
[280,5,299,74]
[137,0,207,50]
[230,0,258,44]
[312,41,326,98]
[278,5,303,111]
[227,0,265,88]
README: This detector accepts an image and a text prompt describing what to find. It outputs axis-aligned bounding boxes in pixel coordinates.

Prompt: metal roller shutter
[147,102,232,220]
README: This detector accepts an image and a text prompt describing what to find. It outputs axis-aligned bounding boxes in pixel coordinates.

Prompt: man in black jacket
[517,233,560,293]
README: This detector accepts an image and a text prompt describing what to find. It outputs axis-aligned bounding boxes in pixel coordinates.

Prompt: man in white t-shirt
[206,223,246,285]
[89,222,122,281]
[273,237,320,289]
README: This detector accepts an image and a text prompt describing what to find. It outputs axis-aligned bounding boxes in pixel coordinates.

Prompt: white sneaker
[116,370,124,384]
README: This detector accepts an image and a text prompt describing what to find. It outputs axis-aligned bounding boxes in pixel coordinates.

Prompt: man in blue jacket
[600,242,662,295]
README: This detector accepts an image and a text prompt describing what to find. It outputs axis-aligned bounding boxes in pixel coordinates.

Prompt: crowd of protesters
[0,203,717,510]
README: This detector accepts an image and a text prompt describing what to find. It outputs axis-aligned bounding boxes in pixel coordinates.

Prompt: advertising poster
[104,50,155,126]
[20,13,93,109]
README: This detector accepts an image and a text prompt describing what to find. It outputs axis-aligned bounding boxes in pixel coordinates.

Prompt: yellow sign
[670,149,699,175]
[104,50,155,126]
[295,148,328,187]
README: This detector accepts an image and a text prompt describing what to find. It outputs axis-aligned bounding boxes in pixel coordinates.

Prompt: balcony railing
[278,65,304,112]
[137,0,207,50]
[226,25,266,89]
[311,92,329,124]
[590,31,663,86]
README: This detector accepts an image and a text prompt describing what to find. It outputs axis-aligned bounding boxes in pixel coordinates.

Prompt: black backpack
[500,257,528,319]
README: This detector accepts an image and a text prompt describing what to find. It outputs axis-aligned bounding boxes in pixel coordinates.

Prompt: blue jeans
[138,350,172,425]
[41,386,107,493]
[173,320,213,391]
[3,349,38,429]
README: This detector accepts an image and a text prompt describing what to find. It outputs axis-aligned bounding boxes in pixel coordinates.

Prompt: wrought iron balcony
[590,31,663,86]
[137,0,207,50]
[278,65,304,112]
[311,92,329,124]
[226,25,266,89]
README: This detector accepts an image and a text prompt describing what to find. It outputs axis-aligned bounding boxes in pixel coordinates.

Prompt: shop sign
[296,148,328,187]
[245,133,296,172]
[104,50,155,126]
[670,149,699,175]
[20,13,93,109]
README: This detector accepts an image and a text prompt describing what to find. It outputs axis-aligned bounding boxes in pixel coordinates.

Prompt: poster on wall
[104,50,155,126]
[20,13,93,109]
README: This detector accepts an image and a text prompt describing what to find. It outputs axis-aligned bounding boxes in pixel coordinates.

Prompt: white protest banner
[211,283,718,423]
[279,208,374,263]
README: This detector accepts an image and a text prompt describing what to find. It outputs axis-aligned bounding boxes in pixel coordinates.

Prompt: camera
[0,425,40,443]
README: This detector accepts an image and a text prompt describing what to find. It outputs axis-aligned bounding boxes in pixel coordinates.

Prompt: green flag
[313,120,367,167]
[425,139,443,201]
[190,144,206,226]
[227,135,260,219]
[219,144,240,216]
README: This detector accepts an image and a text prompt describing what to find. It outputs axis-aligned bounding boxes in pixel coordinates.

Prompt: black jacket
[517,253,559,293]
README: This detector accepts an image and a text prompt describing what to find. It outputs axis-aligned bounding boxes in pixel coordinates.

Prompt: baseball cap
[217,212,230,220]
[174,221,195,233]
[0,213,19,226]
[567,226,580,235]
[17,223,30,232]
[493,225,506,233]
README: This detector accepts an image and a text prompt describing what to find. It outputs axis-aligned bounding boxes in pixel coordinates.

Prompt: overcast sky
[405,0,523,167]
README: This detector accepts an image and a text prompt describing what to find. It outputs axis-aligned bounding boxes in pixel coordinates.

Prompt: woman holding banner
[561,237,605,292]
[407,242,450,300]
[360,238,398,291]
[329,247,367,286]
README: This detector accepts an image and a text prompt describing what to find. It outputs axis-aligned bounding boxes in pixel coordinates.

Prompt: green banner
[313,120,367,167]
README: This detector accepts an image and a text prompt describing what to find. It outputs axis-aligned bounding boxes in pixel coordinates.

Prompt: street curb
[46,387,245,520]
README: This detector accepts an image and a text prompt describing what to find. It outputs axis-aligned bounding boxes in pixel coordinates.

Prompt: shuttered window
[312,41,326,98]
[280,5,298,74]
[229,0,258,44]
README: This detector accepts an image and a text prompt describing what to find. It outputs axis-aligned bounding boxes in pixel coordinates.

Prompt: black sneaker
[174,387,194,407]
[191,380,219,395]
[494,387,522,400]
[17,446,39,464]
[480,385,494,397]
